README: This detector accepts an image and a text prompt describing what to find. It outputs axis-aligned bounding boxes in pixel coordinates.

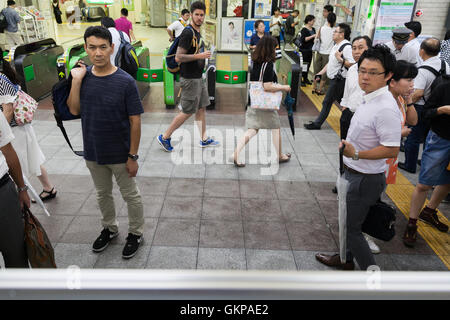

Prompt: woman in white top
[0,55,57,202]
[269,7,283,46]
[313,12,336,95]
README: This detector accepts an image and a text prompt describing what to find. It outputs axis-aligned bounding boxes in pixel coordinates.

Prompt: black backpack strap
[338,42,351,52]
[418,65,440,77]
[54,114,83,157]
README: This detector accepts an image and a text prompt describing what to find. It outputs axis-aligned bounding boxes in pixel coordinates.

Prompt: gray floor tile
[246,249,297,270]
[79,193,125,216]
[319,142,340,154]
[119,195,164,218]
[200,220,244,248]
[237,165,274,181]
[272,165,306,181]
[167,178,204,197]
[146,246,197,269]
[54,243,98,268]
[317,200,339,225]
[57,175,95,194]
[41,192,89,216]
[139,162,174,178]
[136,177,170,196]
[34,214,75,244]
[390,254,448,271]
[205,164,239,180]
[60,216,107,244]
[279,199,325,223]
[172,164,206,179]
[303,165,338,182]
[286,221,337,251]
[241,199,283,221]
[244,221,290,250]
[204,179,240,198]
[309,182,339,201]
[274,181,315,201]
[197,248,246,270]
[160,196,202,219]
[293,251,337,270]
[240,180,277,199]
[94,245,151,269]
[202,197,241,220]
[152,218,200,247]
[298,153,333,167]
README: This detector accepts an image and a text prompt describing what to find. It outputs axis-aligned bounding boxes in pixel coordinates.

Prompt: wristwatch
[18,185,29,192]
[128,154,139,161]
[352,151,359,161]
[407,103,414,107]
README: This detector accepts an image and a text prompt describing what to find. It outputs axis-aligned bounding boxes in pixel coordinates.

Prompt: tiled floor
[8,104,447,272]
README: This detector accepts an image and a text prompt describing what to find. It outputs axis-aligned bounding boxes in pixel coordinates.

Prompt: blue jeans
[403,104,430,172]
[419,130,450,186]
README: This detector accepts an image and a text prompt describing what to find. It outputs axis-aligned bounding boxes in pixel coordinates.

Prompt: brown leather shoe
[315,253,355,270]
[402,223,418,247]
[419,207,449,232]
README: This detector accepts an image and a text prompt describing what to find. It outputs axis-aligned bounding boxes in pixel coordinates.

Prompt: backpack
[165,26,199,74]
[115,30,139,79]
[0,10,8,33]
[334,42,352,80]
[51,70,83,156]
[418,60,448,102]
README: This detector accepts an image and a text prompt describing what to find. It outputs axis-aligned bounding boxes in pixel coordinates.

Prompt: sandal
[279,153,291,163]
[234,159,245,167]
[39,187,57,202]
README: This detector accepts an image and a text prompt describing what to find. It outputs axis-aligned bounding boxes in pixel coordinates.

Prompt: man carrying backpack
[402,77,450,248]
[100,17,130,67]
[158,1,219,152]
[399,38,450,173]
[1,1,22,50]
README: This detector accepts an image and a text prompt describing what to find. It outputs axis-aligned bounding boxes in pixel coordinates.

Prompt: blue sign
[244,20,270,45]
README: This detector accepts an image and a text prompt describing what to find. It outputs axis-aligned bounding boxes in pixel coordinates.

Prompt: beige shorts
[179,77,210,114]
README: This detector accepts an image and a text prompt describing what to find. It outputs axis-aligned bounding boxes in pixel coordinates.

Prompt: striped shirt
[0,72,19,127]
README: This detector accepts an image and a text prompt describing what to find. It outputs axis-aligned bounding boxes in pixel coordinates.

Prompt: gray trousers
[0,178,28,268]
[345,169,386,270]
[313,78,346,127]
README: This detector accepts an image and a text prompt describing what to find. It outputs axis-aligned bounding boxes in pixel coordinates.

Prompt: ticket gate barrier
[278,49,302,111]
[6,38,64,101]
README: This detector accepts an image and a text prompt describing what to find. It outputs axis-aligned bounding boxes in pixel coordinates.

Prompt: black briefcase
[362,200,397,241]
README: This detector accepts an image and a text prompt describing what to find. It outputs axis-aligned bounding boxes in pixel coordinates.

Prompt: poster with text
[280,0,295,11]
[254,0,272,19]
[121,0,134,11]
[221,17,243,51]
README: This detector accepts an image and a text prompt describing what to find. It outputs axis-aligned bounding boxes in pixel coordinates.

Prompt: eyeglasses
[358,70,385,77]
[333,30,343,34]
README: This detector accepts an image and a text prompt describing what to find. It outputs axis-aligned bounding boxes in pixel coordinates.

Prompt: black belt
[344,165,380,176]
[0,173,11,189]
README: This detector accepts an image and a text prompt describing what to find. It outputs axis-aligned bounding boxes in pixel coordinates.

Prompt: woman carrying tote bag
[232,35,291,167]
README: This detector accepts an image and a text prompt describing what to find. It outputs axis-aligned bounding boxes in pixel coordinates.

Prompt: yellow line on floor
[302,84,450,270]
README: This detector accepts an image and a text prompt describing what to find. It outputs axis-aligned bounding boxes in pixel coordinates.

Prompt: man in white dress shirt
[386,27,418,65]
[316,45,401,270]
[404,21,423,66]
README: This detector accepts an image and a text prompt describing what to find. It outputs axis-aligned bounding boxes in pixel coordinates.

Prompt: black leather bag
[362,200,396,241]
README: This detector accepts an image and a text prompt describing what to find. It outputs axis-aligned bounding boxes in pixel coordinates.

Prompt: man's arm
[126,114,141,178]
[1,103,14,123]
[167,27,174,41]
[129,29,136,42]
[66,62,87,116]
[1,143,30,209]
[341,141,400,159]
[411,89,424,103]
[175,45,210,63]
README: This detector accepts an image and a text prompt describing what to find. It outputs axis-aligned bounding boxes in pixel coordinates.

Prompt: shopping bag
[385,157,399,184]
[23,207,57,268]
[249,62,282,110]
[13,90,38,125]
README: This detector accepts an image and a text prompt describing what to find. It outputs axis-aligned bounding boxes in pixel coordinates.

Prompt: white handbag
[249,62,282,110]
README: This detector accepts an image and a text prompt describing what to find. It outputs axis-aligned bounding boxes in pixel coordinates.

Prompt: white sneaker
[364,234,380,254]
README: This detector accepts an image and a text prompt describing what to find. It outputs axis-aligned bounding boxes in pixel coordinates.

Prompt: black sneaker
[122,233,143,259]
[92,228,119,253]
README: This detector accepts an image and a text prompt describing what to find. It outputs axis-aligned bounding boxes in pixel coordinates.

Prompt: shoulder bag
[249,62,282,110]
[13,90,38,126]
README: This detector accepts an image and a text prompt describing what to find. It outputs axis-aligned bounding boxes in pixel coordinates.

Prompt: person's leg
[85,160,119,233]
[111,164,144,236]
[402,105,425,173]
[310,79,344,127]
[271,129,290,161]
[233,129,258,164]
[195,107,207,141]
[37,165,56,196]
[427,184,450,209]
[163,112,192,140]
[0,179,29,268]
[409,183,432,220]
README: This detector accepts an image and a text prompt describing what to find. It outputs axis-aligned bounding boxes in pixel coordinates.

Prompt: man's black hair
[190,1,206,13]
[304,15,315,25]
[327,12,336,27]
[404,21,421,38]
[254,19,264,29]
[274,7,280,13]
[7,1,15,5]
[121,8,128,16]
[338,23,351,41]
[358,44,396,76]
[293,10,299,14]
[84,26,112,45]
[101,17,115,28]
[324,5,334,13]
[352,35,372,48]
[390,60,418,83]
[420,37,441,57]
[181,9,190,15]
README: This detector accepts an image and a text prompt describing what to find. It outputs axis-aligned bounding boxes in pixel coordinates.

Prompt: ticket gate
[278,49,302,111]
[6,38,64,100]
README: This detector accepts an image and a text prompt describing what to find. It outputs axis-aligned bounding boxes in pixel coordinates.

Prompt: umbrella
[23,175,50,217]
[283,93,296,139]
[337,145,348,264]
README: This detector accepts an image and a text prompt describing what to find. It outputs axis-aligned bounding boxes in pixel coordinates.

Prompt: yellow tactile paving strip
[303,85,450,270]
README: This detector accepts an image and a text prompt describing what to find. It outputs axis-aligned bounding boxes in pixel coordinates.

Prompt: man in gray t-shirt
[1,1,22,49]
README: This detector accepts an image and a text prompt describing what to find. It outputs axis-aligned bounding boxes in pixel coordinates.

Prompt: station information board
[372,0,416,45]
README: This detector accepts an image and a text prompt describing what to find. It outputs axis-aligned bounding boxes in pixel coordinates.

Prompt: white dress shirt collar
[362,86,389,104]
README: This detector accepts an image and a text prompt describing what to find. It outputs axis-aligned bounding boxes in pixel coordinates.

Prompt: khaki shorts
[179,77,210,114]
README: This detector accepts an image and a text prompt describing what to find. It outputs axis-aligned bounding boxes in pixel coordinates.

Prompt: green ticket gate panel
[57,43,91,81]
[163,48,176,108]
[133,41,150,99]
[12,38,64,100]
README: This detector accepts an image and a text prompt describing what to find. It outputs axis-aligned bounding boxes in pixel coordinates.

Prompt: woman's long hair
[252,35,277,63]
[0,53,20,85]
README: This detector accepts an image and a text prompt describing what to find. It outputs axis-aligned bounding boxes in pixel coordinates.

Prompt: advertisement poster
[254,0,272,19]
[221,17,243,51]
[372,0,415,45]
[121,0,134,11]
[244,19,270,44]
[204,21,217,48]
[280,0,295,11]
